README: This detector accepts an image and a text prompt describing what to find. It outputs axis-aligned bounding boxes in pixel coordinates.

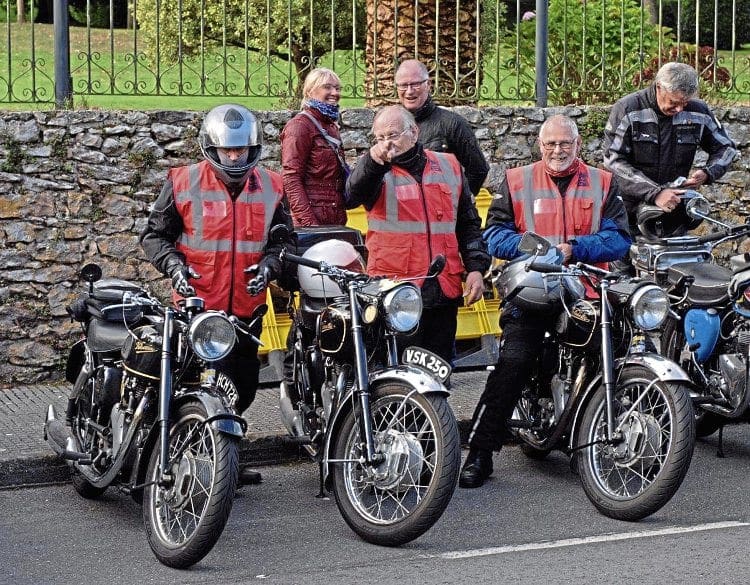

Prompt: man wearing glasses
[604,62,736,237]
[460,114,631,489]
[394,59,489,196]
[345,105,491,365]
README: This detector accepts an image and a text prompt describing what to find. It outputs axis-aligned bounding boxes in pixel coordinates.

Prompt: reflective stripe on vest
[508,161,609,246]
[365,151,464,298]
[171,161,283,317]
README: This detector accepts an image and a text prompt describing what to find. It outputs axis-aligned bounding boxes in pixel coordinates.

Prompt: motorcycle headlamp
[189,313,237,361]
[629,285,669,331]
[383,285,422,333]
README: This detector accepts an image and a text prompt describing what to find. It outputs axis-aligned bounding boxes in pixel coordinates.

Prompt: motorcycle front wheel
[143,401,239,568]
[576,365,695,521]
[331,383,460,546]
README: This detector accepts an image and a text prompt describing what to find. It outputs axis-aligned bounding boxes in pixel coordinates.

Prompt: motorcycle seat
[667,261,732,305]
[87,318,131,353]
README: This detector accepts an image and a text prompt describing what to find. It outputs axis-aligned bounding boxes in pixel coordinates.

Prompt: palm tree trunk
[365,0,480,107]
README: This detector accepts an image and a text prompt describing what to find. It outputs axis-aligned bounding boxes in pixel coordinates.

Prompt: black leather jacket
[411,96,489,196]
[603,84,736,218]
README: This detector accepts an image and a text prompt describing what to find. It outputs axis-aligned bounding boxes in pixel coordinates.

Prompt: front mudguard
[567,353,693,452]
[172,390,248,438]
[131,389,246,495]
[320,365,450,488]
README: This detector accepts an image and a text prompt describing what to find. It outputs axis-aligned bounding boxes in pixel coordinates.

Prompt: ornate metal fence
[1,0,749,106]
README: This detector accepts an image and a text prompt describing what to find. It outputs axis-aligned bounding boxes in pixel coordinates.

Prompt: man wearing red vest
[345,105,491,364]
[140,104,291,443]
[459,114,632,489]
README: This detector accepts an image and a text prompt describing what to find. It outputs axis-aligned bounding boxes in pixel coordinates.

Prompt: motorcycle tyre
[69,379,109,499]
[142,401,239,569]
[519,443,553,460]
[71,469,108,499]
[576,365,695,521]
[331,383,460,546]
[661,318,725,438]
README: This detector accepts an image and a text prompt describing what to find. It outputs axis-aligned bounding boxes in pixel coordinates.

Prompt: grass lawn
[1,23,748,111]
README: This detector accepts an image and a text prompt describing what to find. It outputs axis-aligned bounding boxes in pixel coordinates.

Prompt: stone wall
[1,106,749,385]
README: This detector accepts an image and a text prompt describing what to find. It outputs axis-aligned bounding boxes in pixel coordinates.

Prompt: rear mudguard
[320,365,449,488]
[567,353,692,452]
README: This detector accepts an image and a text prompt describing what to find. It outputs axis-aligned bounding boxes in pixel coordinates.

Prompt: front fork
[599,280,620,443]
[157,308,174,483]
[349,286,384,465]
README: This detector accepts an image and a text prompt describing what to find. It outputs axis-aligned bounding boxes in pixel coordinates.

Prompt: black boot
[238,466,262,486]
[459,448,493,489]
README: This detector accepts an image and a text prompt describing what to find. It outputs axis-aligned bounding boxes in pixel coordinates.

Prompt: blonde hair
[302,68,341,100]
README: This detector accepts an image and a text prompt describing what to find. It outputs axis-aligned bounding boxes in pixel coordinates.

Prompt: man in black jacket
[395,59,489,196]
[604,62,736,233]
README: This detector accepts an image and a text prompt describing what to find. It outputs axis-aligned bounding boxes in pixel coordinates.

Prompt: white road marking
[432,521,750,560]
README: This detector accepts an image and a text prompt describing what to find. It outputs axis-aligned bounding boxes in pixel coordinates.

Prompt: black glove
[167,261,201,297]
[245,263,273,297]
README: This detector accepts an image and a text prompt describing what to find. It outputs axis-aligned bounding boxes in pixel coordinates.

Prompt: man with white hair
[604,61,736,234]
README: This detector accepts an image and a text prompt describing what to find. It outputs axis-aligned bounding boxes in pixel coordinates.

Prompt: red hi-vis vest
[365,151,465,299]
[171,160,283,318]
[507,160,610,245]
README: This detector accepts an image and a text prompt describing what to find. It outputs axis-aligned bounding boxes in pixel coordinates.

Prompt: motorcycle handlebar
[283,251,321,270]
[527,261,564,274]
[697,224,750,245]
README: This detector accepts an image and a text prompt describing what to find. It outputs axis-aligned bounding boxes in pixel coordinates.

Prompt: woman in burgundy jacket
[280,68,349,226]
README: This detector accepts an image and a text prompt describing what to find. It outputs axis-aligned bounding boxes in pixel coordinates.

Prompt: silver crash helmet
[297,239,366,298]
[636,202,702,241]
[495,253,582,313]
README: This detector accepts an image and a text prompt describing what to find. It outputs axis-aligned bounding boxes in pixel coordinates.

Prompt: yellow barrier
[257,187,500,356]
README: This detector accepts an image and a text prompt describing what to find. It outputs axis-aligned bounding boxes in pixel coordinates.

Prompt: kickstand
[316,458,328,499]
[716,425,726,458]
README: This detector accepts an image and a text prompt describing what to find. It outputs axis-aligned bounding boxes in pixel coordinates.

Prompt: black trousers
[467,304,548,452]
[399,305,459,365]
[217,318,261,416]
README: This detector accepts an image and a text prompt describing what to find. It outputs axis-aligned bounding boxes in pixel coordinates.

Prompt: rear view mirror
[518,232,551,256]
[685,196,711,221]
[269,224,291,244]
[428,254,446,277]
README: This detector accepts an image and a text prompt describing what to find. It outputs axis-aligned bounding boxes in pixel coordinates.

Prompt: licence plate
[401,346,452,383]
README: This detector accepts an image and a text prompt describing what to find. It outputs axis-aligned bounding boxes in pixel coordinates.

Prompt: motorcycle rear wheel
[69,381,108,499]
[143,401,239,568]
[331,383,460,546]
[576,365,695,521]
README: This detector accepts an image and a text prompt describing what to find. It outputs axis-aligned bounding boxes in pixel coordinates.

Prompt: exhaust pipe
[279,382,304,438]
[44,405,92,464]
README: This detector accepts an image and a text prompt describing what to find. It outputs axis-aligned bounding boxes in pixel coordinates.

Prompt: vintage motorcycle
[498,232,695,521]
[44,263,263,568]
[646,196,750,444]
[259,225,460,546]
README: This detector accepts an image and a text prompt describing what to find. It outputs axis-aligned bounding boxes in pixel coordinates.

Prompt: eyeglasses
[372,128,410,143]
[541,140,576,151]
[395,79,429,91]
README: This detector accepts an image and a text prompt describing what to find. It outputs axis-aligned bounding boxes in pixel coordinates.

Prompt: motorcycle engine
[715,321,750,409]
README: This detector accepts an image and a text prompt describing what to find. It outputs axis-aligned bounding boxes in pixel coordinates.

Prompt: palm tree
[365,0,480,106]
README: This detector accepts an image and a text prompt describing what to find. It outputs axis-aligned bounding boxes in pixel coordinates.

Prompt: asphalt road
[2,426,750,585]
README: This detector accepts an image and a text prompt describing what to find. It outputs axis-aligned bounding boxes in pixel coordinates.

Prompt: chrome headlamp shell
[189,312,237,361]
[383,284,422,333]
[630,284,669,331]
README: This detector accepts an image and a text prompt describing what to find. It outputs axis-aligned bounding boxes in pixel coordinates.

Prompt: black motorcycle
[259,226,460,546]
[641,196,750,444]
[44,263,264,568]
[498,232,695,521]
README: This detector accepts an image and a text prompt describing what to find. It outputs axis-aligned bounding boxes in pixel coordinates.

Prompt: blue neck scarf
[304,98,340,121]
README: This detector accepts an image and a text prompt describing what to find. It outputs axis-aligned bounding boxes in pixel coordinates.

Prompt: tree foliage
[133,0,363,95]
[505,0,671,105]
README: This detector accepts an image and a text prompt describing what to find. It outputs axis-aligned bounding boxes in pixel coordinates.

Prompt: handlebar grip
[527,261,564,274]
[283,252,321,270]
